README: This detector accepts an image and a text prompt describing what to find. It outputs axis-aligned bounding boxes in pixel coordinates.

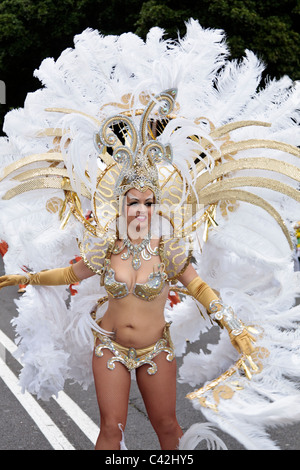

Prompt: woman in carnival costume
[0,19,299,450]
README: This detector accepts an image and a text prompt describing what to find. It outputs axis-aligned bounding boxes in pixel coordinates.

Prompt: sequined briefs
[93,322,175,375]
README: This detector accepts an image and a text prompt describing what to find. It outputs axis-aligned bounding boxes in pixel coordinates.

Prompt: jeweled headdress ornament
[94,88,175,204]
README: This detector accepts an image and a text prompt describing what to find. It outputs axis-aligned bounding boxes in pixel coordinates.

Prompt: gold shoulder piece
[79,231,117,275]
[159,236,193,282]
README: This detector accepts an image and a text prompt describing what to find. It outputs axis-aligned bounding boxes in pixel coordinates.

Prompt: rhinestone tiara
[94,89,177,202]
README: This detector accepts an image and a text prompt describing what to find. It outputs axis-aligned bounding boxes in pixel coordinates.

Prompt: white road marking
[0,329,99,448]
[53,393,99,444]
[0,357,74,450]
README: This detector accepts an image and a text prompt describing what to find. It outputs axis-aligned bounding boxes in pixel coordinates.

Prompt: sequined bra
[79,232,193,299]
[102,258,168,301]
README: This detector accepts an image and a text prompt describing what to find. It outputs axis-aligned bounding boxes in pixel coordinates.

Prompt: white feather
[178,422,227,450]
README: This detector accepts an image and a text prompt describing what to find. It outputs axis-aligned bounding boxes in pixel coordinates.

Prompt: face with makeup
[124,188,155,240]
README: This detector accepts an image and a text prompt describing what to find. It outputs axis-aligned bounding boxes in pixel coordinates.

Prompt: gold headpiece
[94,89,175,203]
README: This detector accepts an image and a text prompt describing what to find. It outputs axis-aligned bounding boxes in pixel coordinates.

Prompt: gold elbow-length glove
[186,276,255,357]
[0,265,80,289]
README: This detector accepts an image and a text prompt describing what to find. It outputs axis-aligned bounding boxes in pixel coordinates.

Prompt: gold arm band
[186,277,255,357]
[186,276,219,311]
[28,265,80,286]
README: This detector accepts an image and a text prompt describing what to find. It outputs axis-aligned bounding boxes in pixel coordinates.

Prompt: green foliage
[135,0,300,81]
[0,0,99,128]
[135,0,191,36]
[0,0,299,132]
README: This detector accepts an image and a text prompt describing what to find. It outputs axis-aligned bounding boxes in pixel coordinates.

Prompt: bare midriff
[100,284,170,348]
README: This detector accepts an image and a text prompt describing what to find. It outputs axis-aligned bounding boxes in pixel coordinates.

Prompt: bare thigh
[92,348,131,428]
[136,353,179,431]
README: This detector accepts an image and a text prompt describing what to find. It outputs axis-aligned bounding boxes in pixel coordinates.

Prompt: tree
[0,0,97,127]
[135,0,300,81]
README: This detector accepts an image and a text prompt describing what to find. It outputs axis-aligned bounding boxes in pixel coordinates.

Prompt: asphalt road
[0,257,299,452]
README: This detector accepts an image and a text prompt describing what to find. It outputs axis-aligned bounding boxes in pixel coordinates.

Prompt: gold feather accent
[0,152,63,182]
[219,139,300,158]
[209,120,272,139]
[195,157,300,191]
[197,176,300,204]
[3,177,90,200]
[196,139,300,171]
[12,167,69,182]
[199,189,293,248]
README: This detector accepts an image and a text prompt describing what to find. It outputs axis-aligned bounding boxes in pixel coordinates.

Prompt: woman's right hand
[0,274,29,289]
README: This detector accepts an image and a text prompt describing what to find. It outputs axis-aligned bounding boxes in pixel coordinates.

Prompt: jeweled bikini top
[102,258,168,301]
[79,232,193,301]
